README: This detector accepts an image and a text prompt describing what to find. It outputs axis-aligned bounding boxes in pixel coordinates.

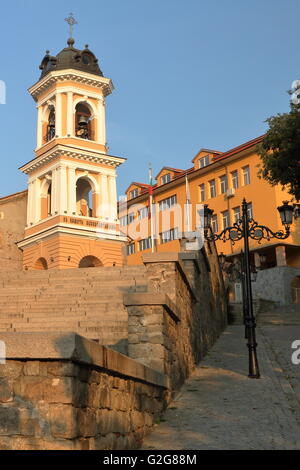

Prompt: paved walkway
[142,325,300,450]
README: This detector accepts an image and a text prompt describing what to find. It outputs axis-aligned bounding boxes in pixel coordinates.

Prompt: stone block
[19,406,50,437]
[110,389,124,411]
[96,409,130,435]
[74,438,91,450]
[47,362,78,378]
[131,410,145,430]
[93,432,115,450]
[73,379,89,408]
[99,385,112,410]
[49,404,78,439]
[0,378,13,403]
[88,370,101,385]
[24,362,41,376]
[0,362,23,378]
[140,333,164,344]
[87,382,100,408]
[0,405,20,435]
[128,344,152,358]
[14,376,74,404]
[78,408,97,437]
[128,334,140,344]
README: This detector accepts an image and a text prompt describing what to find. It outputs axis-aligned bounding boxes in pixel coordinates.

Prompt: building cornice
[17,224,127,249]
[19,144,126,174]
[28,69,114,101]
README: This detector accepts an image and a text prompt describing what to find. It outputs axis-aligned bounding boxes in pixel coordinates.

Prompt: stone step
[2,267,146,279]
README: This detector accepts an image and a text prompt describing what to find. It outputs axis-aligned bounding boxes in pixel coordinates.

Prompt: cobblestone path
[142,325,300,450]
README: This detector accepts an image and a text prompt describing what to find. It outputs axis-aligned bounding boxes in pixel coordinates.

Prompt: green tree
[257,89,300,201]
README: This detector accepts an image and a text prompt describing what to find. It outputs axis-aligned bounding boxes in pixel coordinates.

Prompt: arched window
[75,103,93,140]
[76,178,94,217]
[46,106,55,142]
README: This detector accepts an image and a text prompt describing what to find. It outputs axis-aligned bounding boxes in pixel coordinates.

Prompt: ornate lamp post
[203,199,294,379]
[218,251,257,339]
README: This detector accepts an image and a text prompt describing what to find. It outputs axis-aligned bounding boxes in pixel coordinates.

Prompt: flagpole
[185,172,191,233]
[149,164,155,253]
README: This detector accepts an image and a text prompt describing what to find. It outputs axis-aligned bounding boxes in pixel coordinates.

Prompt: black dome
[39,39,103,79]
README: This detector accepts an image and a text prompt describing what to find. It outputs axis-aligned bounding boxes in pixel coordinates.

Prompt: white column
[36,105,43,148]
[99,173,109,218]
[68,167,77,215]
[33,178,41,223]
[56,92,62,137]
[27,180,33,225]
[97,97,106,145]
[108,175,118,221]
[67,91,73,137]
[51,168,57,215]
[56,165,67,214]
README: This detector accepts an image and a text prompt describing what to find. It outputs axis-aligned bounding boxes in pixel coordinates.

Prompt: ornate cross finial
[65,13,78,38]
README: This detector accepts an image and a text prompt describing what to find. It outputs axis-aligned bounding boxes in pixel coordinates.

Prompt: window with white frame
[128,212,135,224]
[222,210,230,229]
[161,173,171,185]
[130,188,139,199]
[139,237,152,251]
[233,206,240,223]
[209,180,216,198]
[231,170,239,189]
[220,175,228,194]
[159,194,177,212]
[242,165,250,185]
[138,206,149,220]
[160,227,179,244]
[199,183,205,202]
[119,213,134,226]
[211,215,218,233]
[119,215,127,227]
[199,155,210,168]
[126,243,135,255]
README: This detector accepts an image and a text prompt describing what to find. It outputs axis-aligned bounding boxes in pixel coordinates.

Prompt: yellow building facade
[119,135,300,272]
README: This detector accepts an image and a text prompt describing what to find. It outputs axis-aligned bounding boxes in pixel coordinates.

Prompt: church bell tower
[17,16,127,270]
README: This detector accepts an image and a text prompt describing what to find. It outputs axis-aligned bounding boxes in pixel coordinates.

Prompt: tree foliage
[257,96,300,201]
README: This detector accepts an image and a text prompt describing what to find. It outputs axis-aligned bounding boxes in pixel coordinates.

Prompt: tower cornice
[28,69,114,101]
[19,144,126,174]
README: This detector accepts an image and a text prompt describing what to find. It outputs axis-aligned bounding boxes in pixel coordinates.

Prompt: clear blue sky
[0,0,299,197]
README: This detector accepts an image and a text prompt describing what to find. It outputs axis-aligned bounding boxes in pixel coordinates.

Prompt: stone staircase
[0,266,149,354]
[257,303,300,325]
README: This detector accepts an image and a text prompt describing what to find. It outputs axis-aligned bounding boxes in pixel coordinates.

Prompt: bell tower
[17,18,127,270]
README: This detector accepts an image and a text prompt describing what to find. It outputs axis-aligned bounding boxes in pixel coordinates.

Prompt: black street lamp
[218,251,257,339]
[203,198,294,379]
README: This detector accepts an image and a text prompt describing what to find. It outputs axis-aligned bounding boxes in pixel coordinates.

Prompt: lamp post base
[248,343,260,379]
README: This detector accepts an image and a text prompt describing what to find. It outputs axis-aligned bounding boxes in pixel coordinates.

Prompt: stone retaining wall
[125,242,228,392]
[0,332,168,450]
[252,266,300,305]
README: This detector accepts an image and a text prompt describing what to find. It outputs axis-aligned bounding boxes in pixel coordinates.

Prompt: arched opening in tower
[75,103,94,140]
[46,106,55,142]
[78,255,102,268]
[34,257,48,270]
[76,178,94,217]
